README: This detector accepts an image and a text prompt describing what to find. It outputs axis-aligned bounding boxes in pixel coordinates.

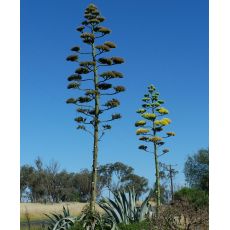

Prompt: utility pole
[169,164,174,202]
[159,163,178,203]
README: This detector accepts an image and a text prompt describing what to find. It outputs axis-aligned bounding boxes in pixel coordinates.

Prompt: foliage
[149,201,209,230]
[45,206,76,230]
[21,159,148,203]
[77,205,116,230]
[98,162,149,198]
[20,164,35,201]
[118,221,149,230]
[174,187,209,208]
[20,158,90,203]
[99,188,151,225]
[120,174,149,198]
[184,148,209,192]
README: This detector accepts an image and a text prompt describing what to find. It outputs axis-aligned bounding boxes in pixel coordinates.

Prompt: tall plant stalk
[66,4,125,212]
[135,84,175,212]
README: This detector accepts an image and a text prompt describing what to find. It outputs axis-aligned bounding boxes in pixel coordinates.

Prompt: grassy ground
[20,202,87,222]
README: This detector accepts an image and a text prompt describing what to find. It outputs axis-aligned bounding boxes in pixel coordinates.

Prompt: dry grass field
[20,202,88,222]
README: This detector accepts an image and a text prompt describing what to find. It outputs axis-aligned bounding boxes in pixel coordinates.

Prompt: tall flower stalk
[66,4,125,212]
[135,85,175,211]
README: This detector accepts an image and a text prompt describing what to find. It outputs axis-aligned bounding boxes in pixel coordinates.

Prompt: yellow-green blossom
[157,107,169,115]
[136,128,150,135]
[135,120,146,127]
[136,109,146,114]
[161,118,171,125]
[149,136,163,142]
[141,113,156,120]
[154,118,171,126]
[154,120,162,126]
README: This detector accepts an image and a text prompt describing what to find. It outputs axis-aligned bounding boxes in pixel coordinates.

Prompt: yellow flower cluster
[157,107,169,115]
[136,128,150,135]
[135,120,146,127]
[149,136,163,142]
[141,113,156,120]
[154,118,171,126]
[166,132,176,136]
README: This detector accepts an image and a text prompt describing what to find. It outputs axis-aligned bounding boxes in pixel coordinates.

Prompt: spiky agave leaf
[79,204,117,230]
[45,206,76,230]
[99,189,151,225]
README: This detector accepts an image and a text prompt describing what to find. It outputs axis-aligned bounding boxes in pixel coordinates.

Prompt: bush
[174,187,208,208]
[118,221,149,230]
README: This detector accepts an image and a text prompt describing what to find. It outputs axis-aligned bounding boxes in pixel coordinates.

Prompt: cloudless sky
[21,0,208,188]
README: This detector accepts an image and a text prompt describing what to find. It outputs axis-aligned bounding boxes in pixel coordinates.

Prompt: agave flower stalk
[135,85,175,212]
[66,4,125,212]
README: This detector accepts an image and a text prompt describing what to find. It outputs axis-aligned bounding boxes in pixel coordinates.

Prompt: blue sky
[21,0,208,188]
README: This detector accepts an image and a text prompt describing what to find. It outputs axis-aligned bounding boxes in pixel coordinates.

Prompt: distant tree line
[20,158,149,203]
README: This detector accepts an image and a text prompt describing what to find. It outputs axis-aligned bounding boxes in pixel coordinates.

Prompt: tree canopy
[184,148,209,192]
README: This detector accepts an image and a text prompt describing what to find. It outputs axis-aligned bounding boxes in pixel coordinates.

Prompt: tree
[66,4,125,212]
[121,173,149,198]
[45,160,61,203]
[110,162,134,190]
[20,164,35,202]
[98,162,134,193]
[98,162,149,198]
[184,148,209,192]
[73,169,92,202]
[97,163,113,197]
[135,84,175,210]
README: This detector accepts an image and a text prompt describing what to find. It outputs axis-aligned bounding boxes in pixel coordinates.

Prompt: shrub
[174,187,208,208]
[118,221,149,230]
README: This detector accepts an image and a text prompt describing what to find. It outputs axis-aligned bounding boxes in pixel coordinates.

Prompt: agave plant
[79,205,117,230]
[99,188,151,225]
[45,206,77,230]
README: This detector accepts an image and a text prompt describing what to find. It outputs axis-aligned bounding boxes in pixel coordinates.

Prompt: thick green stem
[154,142,161,209]
[151,93,161,213]
[90,36,100,212]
